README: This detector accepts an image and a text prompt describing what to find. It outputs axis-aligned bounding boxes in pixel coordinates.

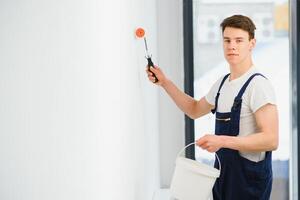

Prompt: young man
[146,15,278,200]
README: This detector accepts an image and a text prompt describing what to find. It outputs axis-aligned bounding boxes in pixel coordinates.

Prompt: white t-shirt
[205,66,276,162]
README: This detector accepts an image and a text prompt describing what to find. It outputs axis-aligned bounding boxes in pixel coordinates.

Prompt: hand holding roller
[135,27,158,83]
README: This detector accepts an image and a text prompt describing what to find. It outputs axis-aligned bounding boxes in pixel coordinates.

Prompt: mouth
[227,53,239,57]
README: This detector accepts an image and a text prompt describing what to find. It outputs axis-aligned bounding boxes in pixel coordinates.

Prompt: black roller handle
[147,57,158,83]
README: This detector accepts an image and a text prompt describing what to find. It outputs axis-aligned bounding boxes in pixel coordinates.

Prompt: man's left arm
[197,103,278,153]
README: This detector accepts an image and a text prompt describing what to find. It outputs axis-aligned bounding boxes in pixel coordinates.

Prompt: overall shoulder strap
[234,73,266,101]
[211,73,230,114]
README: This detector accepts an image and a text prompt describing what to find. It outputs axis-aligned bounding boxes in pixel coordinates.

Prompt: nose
[227,41,237,50]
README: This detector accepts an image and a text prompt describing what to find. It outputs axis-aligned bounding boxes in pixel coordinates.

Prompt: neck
[229,58,253,81]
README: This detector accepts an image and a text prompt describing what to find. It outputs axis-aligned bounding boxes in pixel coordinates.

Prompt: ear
[249,38,256,51]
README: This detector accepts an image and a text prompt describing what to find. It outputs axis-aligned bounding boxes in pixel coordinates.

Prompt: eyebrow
[223,37,245,40]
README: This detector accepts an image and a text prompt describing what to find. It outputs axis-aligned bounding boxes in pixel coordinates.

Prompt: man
[146,15,278,200]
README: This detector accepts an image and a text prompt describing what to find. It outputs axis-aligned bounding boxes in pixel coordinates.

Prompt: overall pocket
[239,155,272,199]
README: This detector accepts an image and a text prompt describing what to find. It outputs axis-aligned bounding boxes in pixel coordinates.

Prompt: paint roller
[135,27,158,83]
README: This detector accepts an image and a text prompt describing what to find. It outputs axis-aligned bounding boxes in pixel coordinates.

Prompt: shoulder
[248,74,274,91]
[247,73,277,112]
[205,74,230,105]
[213,74,230,89]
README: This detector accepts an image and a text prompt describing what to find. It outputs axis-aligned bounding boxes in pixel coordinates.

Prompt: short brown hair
[220,15,256,40]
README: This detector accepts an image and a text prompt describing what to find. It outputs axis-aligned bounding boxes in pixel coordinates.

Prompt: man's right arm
[146,66,214,119]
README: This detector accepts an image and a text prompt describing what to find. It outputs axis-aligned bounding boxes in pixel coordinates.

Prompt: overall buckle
[232,98,242,111]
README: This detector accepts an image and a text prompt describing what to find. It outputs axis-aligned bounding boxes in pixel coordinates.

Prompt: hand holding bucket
[170,142,221,200]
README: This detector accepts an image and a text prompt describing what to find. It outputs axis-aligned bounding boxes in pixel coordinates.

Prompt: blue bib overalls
[212,73,273,200]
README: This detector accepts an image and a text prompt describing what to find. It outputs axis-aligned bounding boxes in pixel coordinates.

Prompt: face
[222,27,256,66]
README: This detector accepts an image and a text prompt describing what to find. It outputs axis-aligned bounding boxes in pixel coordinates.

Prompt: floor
[153,189,213,200]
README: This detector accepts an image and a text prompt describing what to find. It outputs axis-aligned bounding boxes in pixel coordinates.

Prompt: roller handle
[147,57,158,83]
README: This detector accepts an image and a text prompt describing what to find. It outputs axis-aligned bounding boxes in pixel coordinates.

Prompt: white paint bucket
[170,142,221,200]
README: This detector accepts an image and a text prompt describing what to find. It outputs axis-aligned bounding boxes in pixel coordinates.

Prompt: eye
[236,39,243,43]
[224,39,230,43]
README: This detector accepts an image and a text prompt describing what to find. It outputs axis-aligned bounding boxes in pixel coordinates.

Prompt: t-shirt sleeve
[205,77,223,106]
[249,76,277,113]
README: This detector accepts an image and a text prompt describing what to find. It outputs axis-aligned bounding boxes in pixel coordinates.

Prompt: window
[183,0,293,199]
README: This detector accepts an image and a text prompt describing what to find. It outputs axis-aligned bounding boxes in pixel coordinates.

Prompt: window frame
[183,0,195,159]
[290,0,300,199]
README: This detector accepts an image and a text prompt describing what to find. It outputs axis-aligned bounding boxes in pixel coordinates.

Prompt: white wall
[0,0,160,199]
[157,0,185,188]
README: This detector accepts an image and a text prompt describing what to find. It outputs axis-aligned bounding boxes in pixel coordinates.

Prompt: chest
[217,82,253,115]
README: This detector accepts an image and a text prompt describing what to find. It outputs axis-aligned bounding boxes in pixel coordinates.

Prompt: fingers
[197,139,208,149]
[148,75,157,83]
[146,70,155,78]
[146,70,157,82]
[196,135,213,151]
[197,141,214,152]
[206,147,215,153]
[145,65,160,83]
[196,138,203,146]
[196,136,206,146]
[196,135,220,153]
[149,65,159,73]
[145,65,158,74]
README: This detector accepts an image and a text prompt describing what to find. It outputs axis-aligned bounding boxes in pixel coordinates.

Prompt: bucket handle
[177,142,221,173]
